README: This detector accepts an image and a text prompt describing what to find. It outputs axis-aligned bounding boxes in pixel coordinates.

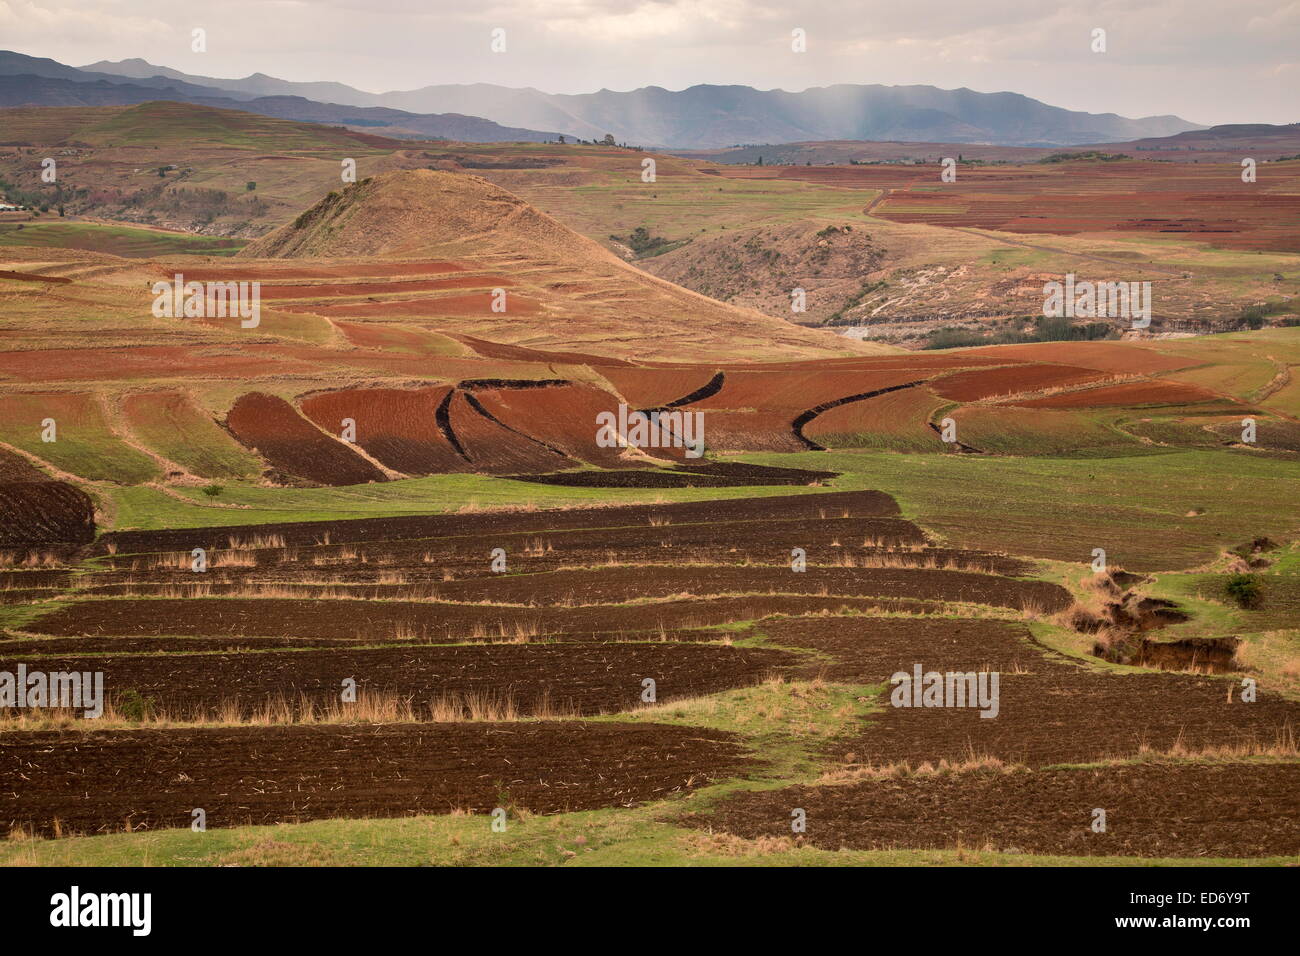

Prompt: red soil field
[675,368,933,451]
[280,291,540,318]
[469,382,631,467]
[333,321,461,354]
[798,385,945,450]
[0,345,321,383]
[445,390,571,473]
[930,364,1111,401]
[599,367,722,407]
[704,354,1016,373]
[252,275,512,300]
[964,341,1196,375]
[1009,379,1225,408]
[719,160,1300,252]
[262,344,508,382]
[299,386,467,474]
[173,261,466,281]
[690,369,927,411]
[451,334,633,367]
[225,391,387,485]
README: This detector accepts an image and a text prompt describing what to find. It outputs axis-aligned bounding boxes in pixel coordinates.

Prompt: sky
[3,0,1297,125]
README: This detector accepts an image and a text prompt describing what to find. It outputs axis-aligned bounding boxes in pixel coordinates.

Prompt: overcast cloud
[3,0,1297,124]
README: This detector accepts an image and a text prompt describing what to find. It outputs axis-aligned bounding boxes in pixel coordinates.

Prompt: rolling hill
[237,167,872,359]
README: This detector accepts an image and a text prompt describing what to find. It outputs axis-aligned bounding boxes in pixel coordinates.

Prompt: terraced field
[2,484,1296,863]
[713,159,1300,253]
[2,158,1297,871]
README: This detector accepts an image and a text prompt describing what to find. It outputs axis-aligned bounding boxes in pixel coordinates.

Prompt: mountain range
[2,49,1204,149]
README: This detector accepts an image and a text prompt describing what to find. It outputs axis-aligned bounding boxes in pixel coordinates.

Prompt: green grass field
[0,222,245,257]
[97,448,1300,573]
[0,392,160,484]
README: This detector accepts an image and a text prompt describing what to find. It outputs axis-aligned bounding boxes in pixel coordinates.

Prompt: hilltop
[239,168,873,359]
[242,168,595,259]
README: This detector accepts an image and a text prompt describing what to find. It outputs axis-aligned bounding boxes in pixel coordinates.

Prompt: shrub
[117,689,156,722]
[201,484,224,497]
[1225,573,1263,609]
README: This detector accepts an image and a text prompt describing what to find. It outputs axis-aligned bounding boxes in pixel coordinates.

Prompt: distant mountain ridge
[2,49,1204,148]
[0,53,561,143]
[375,83,1201,148]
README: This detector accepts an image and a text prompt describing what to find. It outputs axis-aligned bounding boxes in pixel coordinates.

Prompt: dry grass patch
[0,686,579,730]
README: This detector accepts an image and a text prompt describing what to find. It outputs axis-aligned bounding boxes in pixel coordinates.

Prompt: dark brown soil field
[0,643,793,718]
[508,468,795,488]
[8,484,1290,856]
[2,722,749,836]
[92,518,949,581]
[419,565,1070,611]
[21,594,954,642]
[97,489,903,554]
[0,482,95,546]
[747,614,1300,767]
[0,448,47,482]
[687,762,1300,857]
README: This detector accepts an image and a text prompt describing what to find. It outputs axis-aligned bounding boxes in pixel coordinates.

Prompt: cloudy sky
[4,0,1297,124]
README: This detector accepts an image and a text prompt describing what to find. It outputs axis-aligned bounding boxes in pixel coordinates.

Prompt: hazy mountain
[72,55,1203,147]
[0,50,261,101]
[4,50,1203,148]
[0,66,560,143]
[0,52,561,143]
[81,57,372,107]
[391,83,1200,148]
